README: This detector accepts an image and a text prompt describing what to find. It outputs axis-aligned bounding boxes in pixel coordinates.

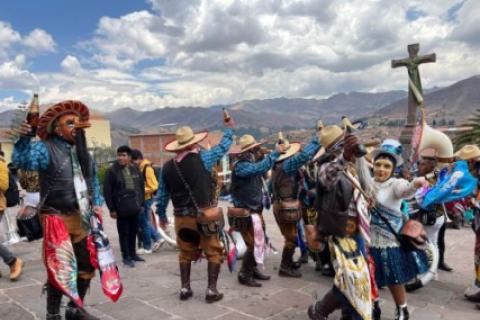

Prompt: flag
[43,215,83,308]
[90,213,123,302]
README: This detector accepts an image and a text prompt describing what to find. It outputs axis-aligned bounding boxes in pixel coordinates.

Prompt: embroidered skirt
[370,245,429,287]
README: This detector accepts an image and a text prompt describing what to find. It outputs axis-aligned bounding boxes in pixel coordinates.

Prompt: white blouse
[371,177,417,248]
[374,178,417,212]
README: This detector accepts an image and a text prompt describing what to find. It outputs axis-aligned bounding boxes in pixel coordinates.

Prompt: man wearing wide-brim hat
[271,134,320,278]
[308,125,375,320]
[155,114,235,303]
[229,134,287,287]
[13,100,105,320]
[456,144,480,306]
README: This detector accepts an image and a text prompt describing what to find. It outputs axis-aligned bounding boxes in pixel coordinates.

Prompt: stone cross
[391,43,436,160]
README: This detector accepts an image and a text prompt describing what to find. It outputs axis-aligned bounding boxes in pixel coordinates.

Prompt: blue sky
[0,0,149,73]
[0,0,478,112]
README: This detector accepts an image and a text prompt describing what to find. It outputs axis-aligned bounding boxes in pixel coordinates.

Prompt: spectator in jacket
[131,149,164,254]
[0,150,24,281]
[104,146,145,268]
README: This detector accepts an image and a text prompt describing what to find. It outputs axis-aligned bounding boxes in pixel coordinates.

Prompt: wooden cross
[392,43,436,124]
[391,43,436,159]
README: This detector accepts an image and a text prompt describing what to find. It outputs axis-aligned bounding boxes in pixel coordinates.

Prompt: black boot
[253,266,271,280]
[238,251,261,287]
[179,262,193,300]
[438,261,453,272]
[205,262,223,303]
[307,289,341,320]
[297,250,309,264]
[405,278,423,292]
[46,283,63,320]
[372,300,381,320]
[340,307,354,320]
[321,263,335,277]
[65,279,100,320]
[394,305,409,320]
[279,248,302,278]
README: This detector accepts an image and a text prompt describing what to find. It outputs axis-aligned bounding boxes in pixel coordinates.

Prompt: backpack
[6,170,20,207]
[142,164,161,195]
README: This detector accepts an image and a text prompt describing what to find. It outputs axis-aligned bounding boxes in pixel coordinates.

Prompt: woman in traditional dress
[369,139,428,320]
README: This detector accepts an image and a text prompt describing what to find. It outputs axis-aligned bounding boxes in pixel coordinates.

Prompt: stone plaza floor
[0,202,479,319]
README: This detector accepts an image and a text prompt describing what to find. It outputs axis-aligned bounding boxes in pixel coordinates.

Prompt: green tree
[454,109,480,148]
[91,145,116,165]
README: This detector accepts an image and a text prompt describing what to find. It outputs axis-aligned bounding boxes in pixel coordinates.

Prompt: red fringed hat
[37,100,90,140]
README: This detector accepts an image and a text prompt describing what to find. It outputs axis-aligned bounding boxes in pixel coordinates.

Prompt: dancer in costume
[155,113,234,303]
[299,162,331,273]
[229,135,286,287]
[456,145,480,308]
[13,101,105,320]
[369,139,428,320]
[406,148,447,292]
[308,125,373,320]
[271,134,320,277]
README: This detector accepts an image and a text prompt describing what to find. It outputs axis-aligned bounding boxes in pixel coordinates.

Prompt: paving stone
[150,293,230,319]
[0,303,35,320]
[94,296,173,319]
[214,311,259,320]
[219,294,290,318]
[0,202,478,319]
[269,289,312,310]
[0,295,11,304]
[3,284,45,317]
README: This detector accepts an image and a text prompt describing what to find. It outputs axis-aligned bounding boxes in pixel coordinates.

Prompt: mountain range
[1,75,479,146]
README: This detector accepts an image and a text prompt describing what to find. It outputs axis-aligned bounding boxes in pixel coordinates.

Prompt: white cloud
[3,0,480,112]
[0,21,21,60]
[23,28,56,53]
[0,55,37,90]
[61,55,83,74]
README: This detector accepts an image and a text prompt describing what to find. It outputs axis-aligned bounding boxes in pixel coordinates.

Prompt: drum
[16,206,43,241]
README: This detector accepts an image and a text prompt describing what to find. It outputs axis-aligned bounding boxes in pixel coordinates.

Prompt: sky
[0,0,479,112]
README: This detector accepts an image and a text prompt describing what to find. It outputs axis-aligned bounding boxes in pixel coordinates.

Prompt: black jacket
[103,162,145,213]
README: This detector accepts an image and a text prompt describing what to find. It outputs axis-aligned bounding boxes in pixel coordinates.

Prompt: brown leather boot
[9,258,24,281]
[279,248,302,278]
[205,262,223,303]
[179,262,193,300]
[238,250,261,287]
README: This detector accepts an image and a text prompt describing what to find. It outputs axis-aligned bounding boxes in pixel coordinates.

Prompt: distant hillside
[1,74,479,142]
[378,75,480,121]
[104,90,407,132]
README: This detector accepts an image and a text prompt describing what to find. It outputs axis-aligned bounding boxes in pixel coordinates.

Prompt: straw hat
[238,134,263,153]
[319,125,344,150]
[455,144,480,161]
[276,139,301,162]
[164,126,208,152]
[37,100,90,140]
[371,139,404,167]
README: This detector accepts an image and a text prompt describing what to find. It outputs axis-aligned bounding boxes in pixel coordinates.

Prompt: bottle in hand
[222,108,231,122]
[342,116,366,157]
[278,131,285,145]
[26,93,40,137]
